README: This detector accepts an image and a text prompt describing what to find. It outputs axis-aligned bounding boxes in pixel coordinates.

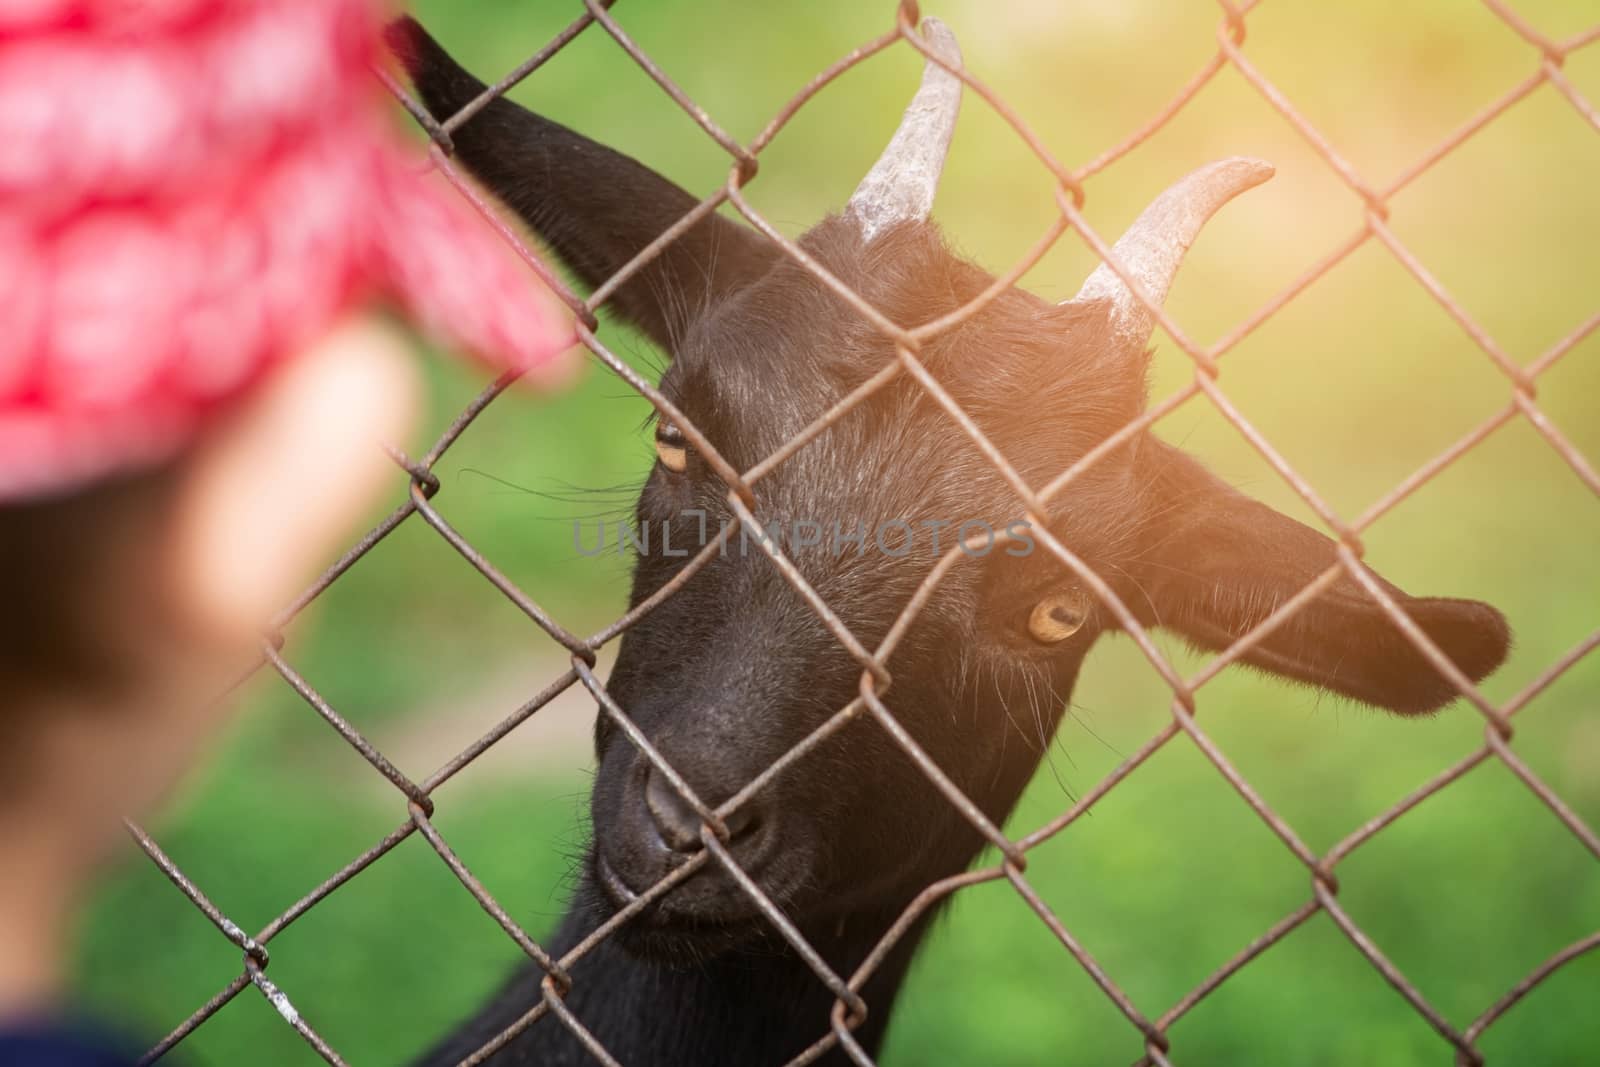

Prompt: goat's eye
[1027,592,1089,644]
[655,424,689,473]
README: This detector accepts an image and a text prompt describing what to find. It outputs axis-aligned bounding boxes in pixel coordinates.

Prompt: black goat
[389,16,1510,1066]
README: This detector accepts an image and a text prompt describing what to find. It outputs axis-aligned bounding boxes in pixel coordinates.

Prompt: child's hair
[0,465,178,703]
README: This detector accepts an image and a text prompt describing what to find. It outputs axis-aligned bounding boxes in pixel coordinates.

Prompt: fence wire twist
[127,1,1600,1064]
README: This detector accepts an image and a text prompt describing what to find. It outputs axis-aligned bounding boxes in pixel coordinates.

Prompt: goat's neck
[420,879,930,1067]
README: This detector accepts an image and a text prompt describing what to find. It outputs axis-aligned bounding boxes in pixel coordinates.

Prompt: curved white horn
[846,17,963,243]
[1068,157,1274,350]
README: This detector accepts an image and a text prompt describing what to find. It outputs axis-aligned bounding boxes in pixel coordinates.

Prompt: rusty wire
[126,1,1599,1064]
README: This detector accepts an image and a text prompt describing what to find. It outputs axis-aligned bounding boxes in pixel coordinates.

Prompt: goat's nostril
[643,769,705,852]
[643,769,754,853]
[722,802,756,841]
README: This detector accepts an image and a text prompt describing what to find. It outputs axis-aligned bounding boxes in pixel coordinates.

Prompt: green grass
[72,1,1599,1064]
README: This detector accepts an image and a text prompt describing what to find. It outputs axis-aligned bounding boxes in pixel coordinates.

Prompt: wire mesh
[126,1,1600,1064]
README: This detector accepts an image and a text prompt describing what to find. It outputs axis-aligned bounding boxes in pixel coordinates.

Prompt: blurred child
[0,2,575,1062]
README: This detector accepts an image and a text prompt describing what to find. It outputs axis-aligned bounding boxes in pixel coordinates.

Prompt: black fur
[390,18,1511,1065]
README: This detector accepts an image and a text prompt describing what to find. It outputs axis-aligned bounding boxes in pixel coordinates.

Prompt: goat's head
[389,17,1510,956]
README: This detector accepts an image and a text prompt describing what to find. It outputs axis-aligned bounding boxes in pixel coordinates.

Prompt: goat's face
[391,16,1512,957]
[593,226,1153,944]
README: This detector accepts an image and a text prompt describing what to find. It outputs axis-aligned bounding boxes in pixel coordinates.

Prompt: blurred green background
[73,1,1599,1064]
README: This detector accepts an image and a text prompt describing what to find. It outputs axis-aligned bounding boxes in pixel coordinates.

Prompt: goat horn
[1066,157,1275,350]
[847,17,963,243]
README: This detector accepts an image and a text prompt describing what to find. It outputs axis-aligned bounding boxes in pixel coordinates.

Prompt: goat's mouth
[591,851,798,956]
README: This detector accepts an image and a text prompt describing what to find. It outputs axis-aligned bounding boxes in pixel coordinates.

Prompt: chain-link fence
[127,1,1599,1064]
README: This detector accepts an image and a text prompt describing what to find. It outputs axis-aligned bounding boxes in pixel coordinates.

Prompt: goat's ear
[1126,439,1510,715]
[385,17,777,353]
